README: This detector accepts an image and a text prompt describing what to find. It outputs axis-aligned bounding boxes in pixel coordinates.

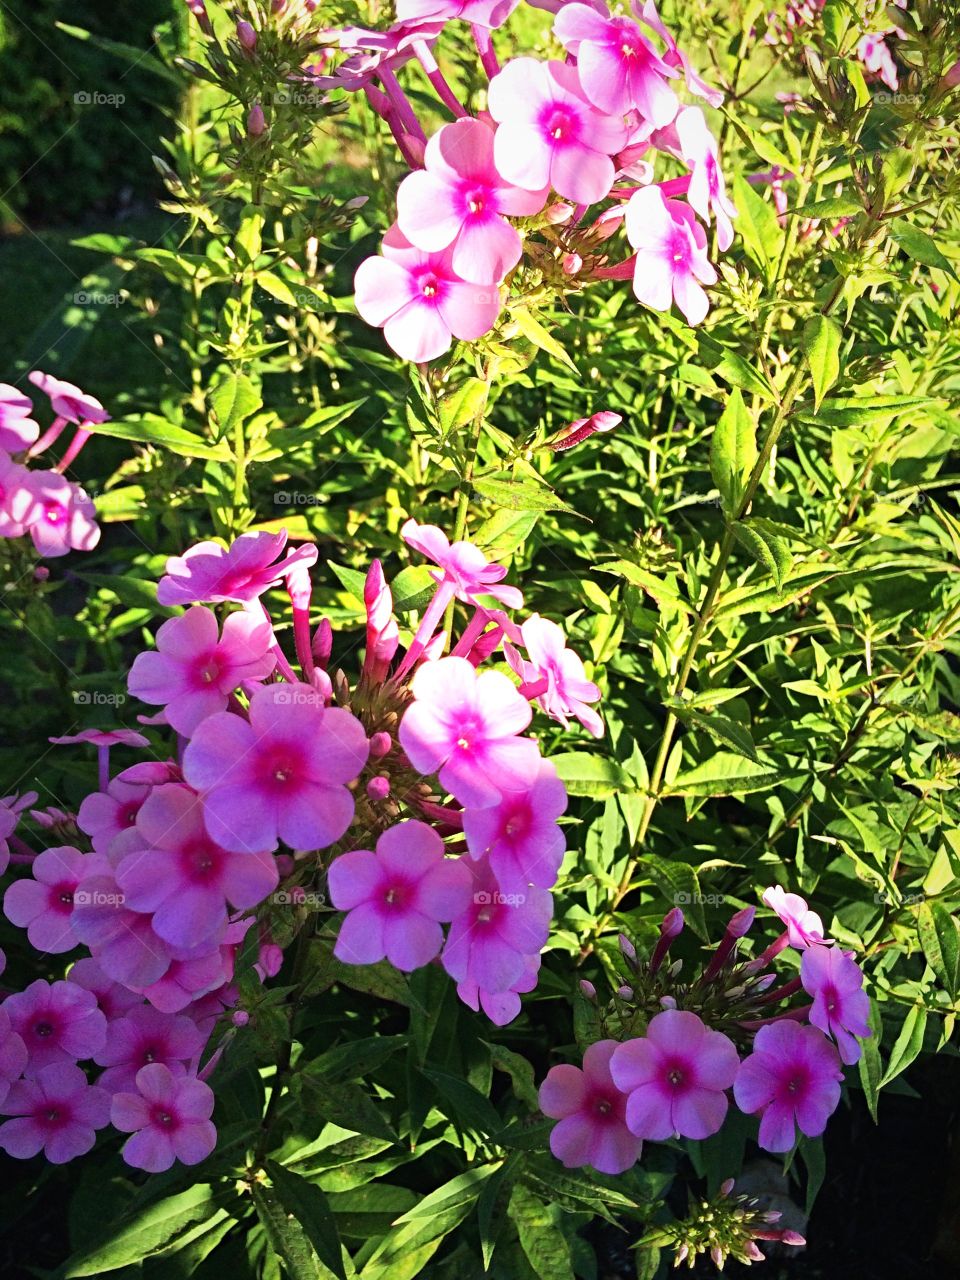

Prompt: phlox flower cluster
[300,0,736,359]
[538,885,870,1177]
[0,518,602,1172]
[0,373,105,558]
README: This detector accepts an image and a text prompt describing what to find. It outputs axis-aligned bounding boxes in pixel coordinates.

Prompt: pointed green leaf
[918,901,960,998]
[732,520,793,591]
[801,315,842,410]
[710,389,757,514]
[266,1162,347,1280]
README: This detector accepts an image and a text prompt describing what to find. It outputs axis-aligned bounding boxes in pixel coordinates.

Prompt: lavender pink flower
[111,1063,216,1172]
[675,106,736,252]
[5,979,107,1073]
[93,1005,205,1093]
[10,471,100,557]
[3,845,93,954]
[156,530,318,607]
[0,385,39,453]
[0,1063,111,1164]
[734,1021,843,1152]
[0,1008,27,1106]
[539,1040,643,1174]
[462,759,567,894]
[624,185,717,325]
[801,945,871,1066]
[27,371,110,425]
[762,885,829,949]
[506,614,603,737]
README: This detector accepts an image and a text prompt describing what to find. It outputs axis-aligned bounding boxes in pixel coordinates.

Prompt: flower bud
[232,1010,250,1027]
[579,979,597,1000]
[236,20,257,51]
[247,102,266,137]
[369,731,392,759]
[366,775,390,802]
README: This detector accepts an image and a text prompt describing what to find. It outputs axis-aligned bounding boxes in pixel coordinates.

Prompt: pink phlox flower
[545,410,621,451]
[800,945,871,1066]
[328,820,473,970]
[94,1004,205,1093]
[488,58,630,205]
[0,1007,27,1107]
[5,978,107,1073]
[395,0,518,28]
[3,845,94,954]
[183,683,369,854]
[441,854,552,994]
[635,0,724,107]
[857,33,898,92]
[762,884,830,949]
[116,783,280,949]
[28,371,110,425]
[66,957,141,1021]
[462,758,567,893]
[733,1021,843,1152]
[610,1009,740,1140]
[0,451,30,537]
[402,518,523,608]
[132,946,230,1014]
[506,613,603,737]
[399,655,541,806]
[0,1062,111,1164]
[355,224,502,363]
[674,106,736,251]
[157,529,318,607]
[0,384,40,452]
[71,856,177,989]
[539,1040,643,1174]
[553,2,678,124]
[10,471,100,557]
[456,953,540,1025]
[748,166,791,223]
[0,790,37,875]
[77,761,179,862]
[363,559,399,681]
[624,185,717,325]
[111,1062,216,1172]
[397,118,547,285]
[50,728,149,750]
[128,605,277,735]
[325,19,444,90]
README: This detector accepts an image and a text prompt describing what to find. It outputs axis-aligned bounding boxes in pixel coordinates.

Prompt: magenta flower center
[151,1104,177,1129]
[43,502,66,525]
[541,104,578,144]
[382,882,409,909]
[34,1019,55,1038]
[822,985,838,1013]
[56,882,75,907]
[665,1063,686,1088]
[197,655,221,684]
[503,804,532,841]
[183,840,223,883]
[669,229,691,266]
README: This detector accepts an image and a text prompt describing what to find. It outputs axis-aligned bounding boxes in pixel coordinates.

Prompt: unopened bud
[544,201,574,225]
[236,20,257,50]
[247,102,266,137]
[232,1010,250,1027]
[579,979,597,1000]
[369,731,392,759]
[366,775,390,801]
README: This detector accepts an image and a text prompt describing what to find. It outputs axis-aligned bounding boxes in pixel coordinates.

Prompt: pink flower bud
[236,20,257,51]
[782,1231,806,1247]
[275,854,295,877]
[547,411,622,452]
[369,731,392,759]
[366,775,390,801]
[287,562,312,611]
[544,201,574,225]
[944,59,960,89]
[247,103,266,137]
[232,1010,250,1027]
[312,617,333,668]
[579,979,597,1000]
[562,252,582,275]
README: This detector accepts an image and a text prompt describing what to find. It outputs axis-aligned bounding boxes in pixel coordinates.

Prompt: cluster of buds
[650,1178,806,1270]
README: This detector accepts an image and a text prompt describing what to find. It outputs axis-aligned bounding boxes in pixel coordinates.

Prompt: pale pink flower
[675,106,736,251]
[128,606,276,735]
[734,1021,843,1152]
[488,58,630,204]
[355,225,501,363]
[636,0,723,107]
[5,979,107,1073]
[77,761,179,862]
[857,33,898,92]
[10,471,100,557]
[506,614,603,737]
[3,846,93,954]
[116,784,279,948]
[462,759,567,893]
[624,185,717,325]
[93,1005,205,1093]
[183,683,369,854]
[111,1063,216,1172]
[71,857,176,989]
[762,885,829,949]
[0,1063,111,1164]
[402,518,523,608]
[457,953,539,1025]
[395,0,518,28]
[0,451,30,536]
[801,945,871,1065]
[157,530,318,607]
[27,371,110,425]
[363,560,399,682]
[50,729,149,749]
[132,948,229,1014]
[610,1010,740,1140]
[397,118,546,284]
[539,1040,643,1174]
[0,385,39,453]
[329,820,473,970]
[0,790,36,875]
[553,3,678,124]
[399,656,540,806]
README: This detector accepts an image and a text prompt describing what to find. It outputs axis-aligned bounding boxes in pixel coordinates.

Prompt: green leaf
[477,1161,517,1270]
[420,1067,502,1136]
[63,1185,227,1276]
[666,701,760,762]
[799,1137,826,1215]
[732,173,785,283]
[888,220,958,280]
[790,195,863,219]
[710,390,757,514]
[302,1036,407,1086]
[438,377,489,436]
[636,852,708,940]
[732,520,792,591]
[253,1182,328,1280]
[508,1185,576,1280]
[508,307,578,372]
[714,567,840,618]
[84,415,232,461]
[299,1077,397,1142]
[473,474,576,515]
[551,753,630,798]
[55,22,183,83]
[596,560,694,615]
[918,901,960,998]
[857,999,883,1123]
[486,1041,541,1110]
[327,561,368,601]
[879,1004,927,1086]
[472,509,540,559]
[698,336,778,401]
[390,565,437,613]
[666,752,792,798]
[801,315,842,410]
[209,371,262,440]
[266,1162,347,1280]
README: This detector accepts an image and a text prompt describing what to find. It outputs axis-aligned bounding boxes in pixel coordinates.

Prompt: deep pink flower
[624,186,717,325]
[111,1063,216,1172]
[28,371,110,425]
[3,845,93,954]
[10,471,100,557]
[801,946,871,1066]
[539,1040,643,1174]
[462,760,567,893]
[397,118,546,285]
[441,855,552,994]
[457,953,539,1025]
[363,560,399,682]
[546,410,621,451]
[553,3,678,123]
[0,1063,110,1163]
[77,761,178,862]
[506,614,602,737]
[0,1008,27,1106]
[157,530,318,607]
[0,452,30,537]
[5,979,107,1073]
[0,790,36,876]
[66,957,141,1022]
[51,729,149,749]
[610,1010,740,1140]
[116,783,279,948]
[488,58,630,204]
[762,885,829,949]
[94,1005,205,1093]
[402,518,523,608]
[133,947,229,1014]
[355,225,501,363]
[675,106,736,252]
[329,820,473,970]
[183,683,369,854]
[72,858,175,989]
[399,656,540,807]
[734,1021,843,1152]
[0,385,39,452]
[128,606,276,735]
